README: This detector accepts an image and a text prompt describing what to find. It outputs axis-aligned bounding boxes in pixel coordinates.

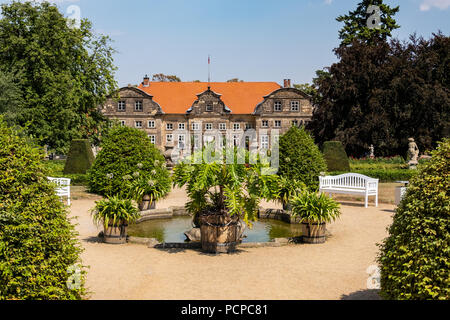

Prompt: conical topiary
[63,139,95,174]
[322,141,350,172]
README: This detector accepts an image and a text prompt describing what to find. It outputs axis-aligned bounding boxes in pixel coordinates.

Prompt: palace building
[101,76,314,155]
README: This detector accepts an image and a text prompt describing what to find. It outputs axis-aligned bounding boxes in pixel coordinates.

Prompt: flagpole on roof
[208,55,211,88]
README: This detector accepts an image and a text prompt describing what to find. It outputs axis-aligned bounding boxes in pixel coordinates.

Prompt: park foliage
[378,139,450,300]
[0,117,85,300]
[63,139,95,175]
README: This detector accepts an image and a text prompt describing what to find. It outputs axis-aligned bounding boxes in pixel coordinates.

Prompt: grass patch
[42,160,88,186]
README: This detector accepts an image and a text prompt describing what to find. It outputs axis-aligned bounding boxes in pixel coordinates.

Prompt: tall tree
[308,33,450,157]
[336,0,400,46]
[0,70,23,126]
[152,74,181,82]
[0,1,117,153]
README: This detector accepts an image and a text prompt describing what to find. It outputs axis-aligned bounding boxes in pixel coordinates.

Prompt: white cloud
[324,0,333,4]
[420,0,450,11]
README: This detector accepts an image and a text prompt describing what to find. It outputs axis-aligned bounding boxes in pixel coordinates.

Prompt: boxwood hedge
[88,125,170,197]
[378,139,449,300]
[0,118,85,300]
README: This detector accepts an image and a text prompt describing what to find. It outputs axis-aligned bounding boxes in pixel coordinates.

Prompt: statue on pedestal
[407,138,420,169]
[369,145,375,159]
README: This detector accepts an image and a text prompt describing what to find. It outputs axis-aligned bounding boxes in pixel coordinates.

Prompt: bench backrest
[320,173,378,190]
[47,177,71,194]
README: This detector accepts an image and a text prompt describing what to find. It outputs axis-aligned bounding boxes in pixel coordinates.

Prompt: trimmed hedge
[378,139,450,300]
[88,125,170,197]
[329,169,417,182]
[0,117,85,299]
[279,126,327,190]
[43,160,88,186]
[322,141,350,171]
[63,139,95,174]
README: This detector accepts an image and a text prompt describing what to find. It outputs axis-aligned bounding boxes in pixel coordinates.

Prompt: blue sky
[2,0,450,86]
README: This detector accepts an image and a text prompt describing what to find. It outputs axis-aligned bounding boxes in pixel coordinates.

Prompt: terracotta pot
[301,220,327,244]
[200,214,239,253]
[103,221,128,244]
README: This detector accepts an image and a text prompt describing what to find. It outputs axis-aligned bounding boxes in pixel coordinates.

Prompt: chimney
[283,79,291,88]
[142,74,150,87]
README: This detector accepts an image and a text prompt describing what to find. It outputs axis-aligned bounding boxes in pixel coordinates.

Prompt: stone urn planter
[301,220,327,244]
[104,221,128,244]
[200,214,240,254]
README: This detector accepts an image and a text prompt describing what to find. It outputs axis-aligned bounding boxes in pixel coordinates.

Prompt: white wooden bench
[319,173,379,208]
[47,177,71,206]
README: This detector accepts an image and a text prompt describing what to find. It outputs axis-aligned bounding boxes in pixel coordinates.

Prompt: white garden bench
[319,173,379,208]
[47,177,71,206]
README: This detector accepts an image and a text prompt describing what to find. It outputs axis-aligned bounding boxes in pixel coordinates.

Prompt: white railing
[47,177,71,206]
[319,173,379,208]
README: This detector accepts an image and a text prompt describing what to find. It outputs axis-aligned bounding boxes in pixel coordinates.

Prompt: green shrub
[0,117,85,299]
[279,126,327,190]
[329,169,417,182]
[63,139,95,174]
[42,160,88,186]
[88,125,170,197]
[322,141,350,171]
[378,139,450,300]
[91,196,140,228]
[291,190,341,224]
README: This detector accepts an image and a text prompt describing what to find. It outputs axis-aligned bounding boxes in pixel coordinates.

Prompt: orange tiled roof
[137,82,281,114]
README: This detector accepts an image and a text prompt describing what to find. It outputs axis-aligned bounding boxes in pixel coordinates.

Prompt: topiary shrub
[88,125,170,197]
[322,141,350,172]
[63,139,95,174]
[278,126,327,191]
[0,117,85,299]
[378,138,450,300]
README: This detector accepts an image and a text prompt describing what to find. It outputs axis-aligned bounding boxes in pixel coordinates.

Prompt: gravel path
[70,188,393,300]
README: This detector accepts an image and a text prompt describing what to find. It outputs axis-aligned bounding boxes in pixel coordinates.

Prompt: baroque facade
[101,76,314,156]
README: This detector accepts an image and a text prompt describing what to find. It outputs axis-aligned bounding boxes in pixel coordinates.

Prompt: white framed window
[148,120,155,129]
[274,120,282,128]
[178,134,186,149]
[166,123,174,130]
[192,122,200,131]
[291,101,300,112]
[135,121,143,128]
[261,135,269,149]
[205,123,213,131]
[118,101,126,111]
[233,134,240,147]
[245,123,254,130]
[166,134,173,143]
[135,101,143,112]
[219,123,227,131]
[193,134,201,149]
[292,120,298,127]
[206,103,213,112]
[233,123,241,131]
[148,135,156,144]
[274,101,282,112]
[119,120,126,127]
[178,123,186,130]
[262,120,269,128]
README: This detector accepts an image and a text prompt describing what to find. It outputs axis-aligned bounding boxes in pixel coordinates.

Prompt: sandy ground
[70,187,394,300]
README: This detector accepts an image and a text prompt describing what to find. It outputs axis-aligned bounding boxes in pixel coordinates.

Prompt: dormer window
[274,101,282,112]
[118,101,126,111]
[135,101,143,112]
[206,103,213,112]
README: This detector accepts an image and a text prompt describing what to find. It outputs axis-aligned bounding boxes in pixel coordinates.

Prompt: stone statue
[164,146,175,169]
[407,138,420,168]
[369,145,375,159]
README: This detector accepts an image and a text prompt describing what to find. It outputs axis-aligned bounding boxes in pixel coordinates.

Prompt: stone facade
[101,80,314,153]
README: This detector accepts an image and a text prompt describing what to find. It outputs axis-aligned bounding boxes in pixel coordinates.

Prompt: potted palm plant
[173,147,279,253]
[91,196,141,244]
[277,176,305,211]
[290,190,341,244]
